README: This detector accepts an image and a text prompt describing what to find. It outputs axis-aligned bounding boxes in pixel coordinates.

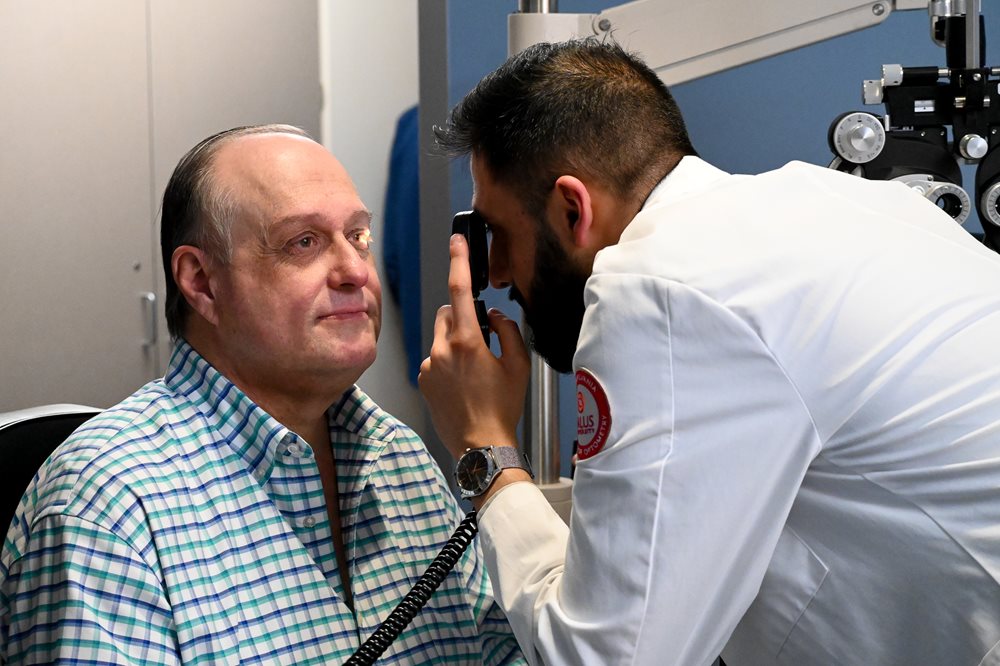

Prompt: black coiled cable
[344,510,479,666]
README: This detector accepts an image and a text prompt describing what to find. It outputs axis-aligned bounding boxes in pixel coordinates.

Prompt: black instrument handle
[474,299,490,346]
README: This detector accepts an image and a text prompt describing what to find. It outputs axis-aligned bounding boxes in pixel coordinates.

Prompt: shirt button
[286,443,302,456]
[303,517,316,528]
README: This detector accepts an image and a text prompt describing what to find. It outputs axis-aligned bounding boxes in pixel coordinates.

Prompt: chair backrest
[0,404,102,533]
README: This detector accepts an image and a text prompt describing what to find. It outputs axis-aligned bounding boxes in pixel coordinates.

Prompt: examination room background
[1,2,996,483]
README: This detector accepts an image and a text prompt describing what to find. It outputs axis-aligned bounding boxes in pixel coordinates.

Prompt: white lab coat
[477,157,1000,665]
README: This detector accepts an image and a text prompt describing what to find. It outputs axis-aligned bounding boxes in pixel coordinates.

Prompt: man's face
[207,134,382,395]
[471,154,588,373]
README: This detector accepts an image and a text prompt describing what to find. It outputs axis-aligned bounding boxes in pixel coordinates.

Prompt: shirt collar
[329,387,396,442]
[165,340,290,485]
[329,387,398,502]
[164,340,398,489]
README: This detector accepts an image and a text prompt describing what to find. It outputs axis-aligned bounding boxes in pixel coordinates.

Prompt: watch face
[455,448,494,495]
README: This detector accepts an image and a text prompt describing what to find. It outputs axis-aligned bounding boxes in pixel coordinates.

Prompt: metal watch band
[490,446,533,476]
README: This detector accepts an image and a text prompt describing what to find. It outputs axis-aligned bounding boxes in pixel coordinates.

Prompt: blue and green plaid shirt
[0,341,524,665]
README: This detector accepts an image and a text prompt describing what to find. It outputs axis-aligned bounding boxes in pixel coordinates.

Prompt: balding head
[160,124,311,340]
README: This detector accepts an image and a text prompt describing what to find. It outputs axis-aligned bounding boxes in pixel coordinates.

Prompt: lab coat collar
[644,156,730,209]
[618,156,731,245]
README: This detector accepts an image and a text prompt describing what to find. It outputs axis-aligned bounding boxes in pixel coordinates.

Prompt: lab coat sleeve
[478,273,822,665]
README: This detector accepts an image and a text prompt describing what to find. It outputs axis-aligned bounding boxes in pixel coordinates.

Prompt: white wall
[319,0,426,433]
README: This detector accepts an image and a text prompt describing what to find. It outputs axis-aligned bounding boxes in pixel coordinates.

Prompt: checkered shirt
[0,341,524,665]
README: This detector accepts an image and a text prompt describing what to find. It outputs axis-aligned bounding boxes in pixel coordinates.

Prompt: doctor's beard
[509,222,588,374]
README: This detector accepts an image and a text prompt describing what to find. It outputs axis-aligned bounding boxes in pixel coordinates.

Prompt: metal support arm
[511,1,929,86]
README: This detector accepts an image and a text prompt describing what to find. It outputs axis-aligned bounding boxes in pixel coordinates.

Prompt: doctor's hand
[418,234,531,460]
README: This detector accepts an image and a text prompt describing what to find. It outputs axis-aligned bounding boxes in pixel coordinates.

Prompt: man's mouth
[319,306,369,320]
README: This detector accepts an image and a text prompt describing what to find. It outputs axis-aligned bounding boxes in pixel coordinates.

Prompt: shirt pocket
[723,526,829,661]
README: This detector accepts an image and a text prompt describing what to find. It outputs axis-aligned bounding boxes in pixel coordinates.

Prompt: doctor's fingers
[419,307,453,380]
[435,298,489,351]
[432,304,455,341]
[488,309,530,369]
[429,304,481,357]
[417,310,450,389]
[447,234,480,334]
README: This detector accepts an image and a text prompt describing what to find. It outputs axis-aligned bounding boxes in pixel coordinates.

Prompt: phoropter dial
[894,174,972,226]
[829,112,886,165]
[982,181,1000,229]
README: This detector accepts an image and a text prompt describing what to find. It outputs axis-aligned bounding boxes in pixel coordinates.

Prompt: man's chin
[541,356,575,374]
[311,332,378,370]
[529,337,575,374]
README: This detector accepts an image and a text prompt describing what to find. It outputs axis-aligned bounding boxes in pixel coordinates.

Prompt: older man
[0,125,523,665]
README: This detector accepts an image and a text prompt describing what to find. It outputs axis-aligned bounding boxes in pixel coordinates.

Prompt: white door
[0,1,159,411]
[0,0,321,411]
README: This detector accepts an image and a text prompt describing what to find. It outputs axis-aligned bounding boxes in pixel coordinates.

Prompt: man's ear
[172,245,221,326]
[553,175,594,248]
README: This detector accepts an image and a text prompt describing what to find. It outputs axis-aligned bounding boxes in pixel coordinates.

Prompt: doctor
[419,39,1000,665]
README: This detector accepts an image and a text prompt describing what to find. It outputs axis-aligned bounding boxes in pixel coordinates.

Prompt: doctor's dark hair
[160,123,311,341]
[435,38,697,216]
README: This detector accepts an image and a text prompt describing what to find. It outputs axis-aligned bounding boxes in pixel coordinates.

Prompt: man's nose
[328,241,370,288]
[489,242,510,289]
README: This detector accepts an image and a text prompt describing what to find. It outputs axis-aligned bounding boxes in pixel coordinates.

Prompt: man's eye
[286,234,318,253]
[349,228,373,252]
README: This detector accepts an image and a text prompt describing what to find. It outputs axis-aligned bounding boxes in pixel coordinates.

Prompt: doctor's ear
[553,175,594,248]
[172,245,221,326]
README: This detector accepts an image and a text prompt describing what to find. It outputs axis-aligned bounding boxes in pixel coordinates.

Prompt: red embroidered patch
[576,369,611,460]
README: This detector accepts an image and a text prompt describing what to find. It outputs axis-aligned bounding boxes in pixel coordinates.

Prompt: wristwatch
[454,445,533,499]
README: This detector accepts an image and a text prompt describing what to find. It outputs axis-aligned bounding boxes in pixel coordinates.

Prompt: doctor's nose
[489,241,510,289]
